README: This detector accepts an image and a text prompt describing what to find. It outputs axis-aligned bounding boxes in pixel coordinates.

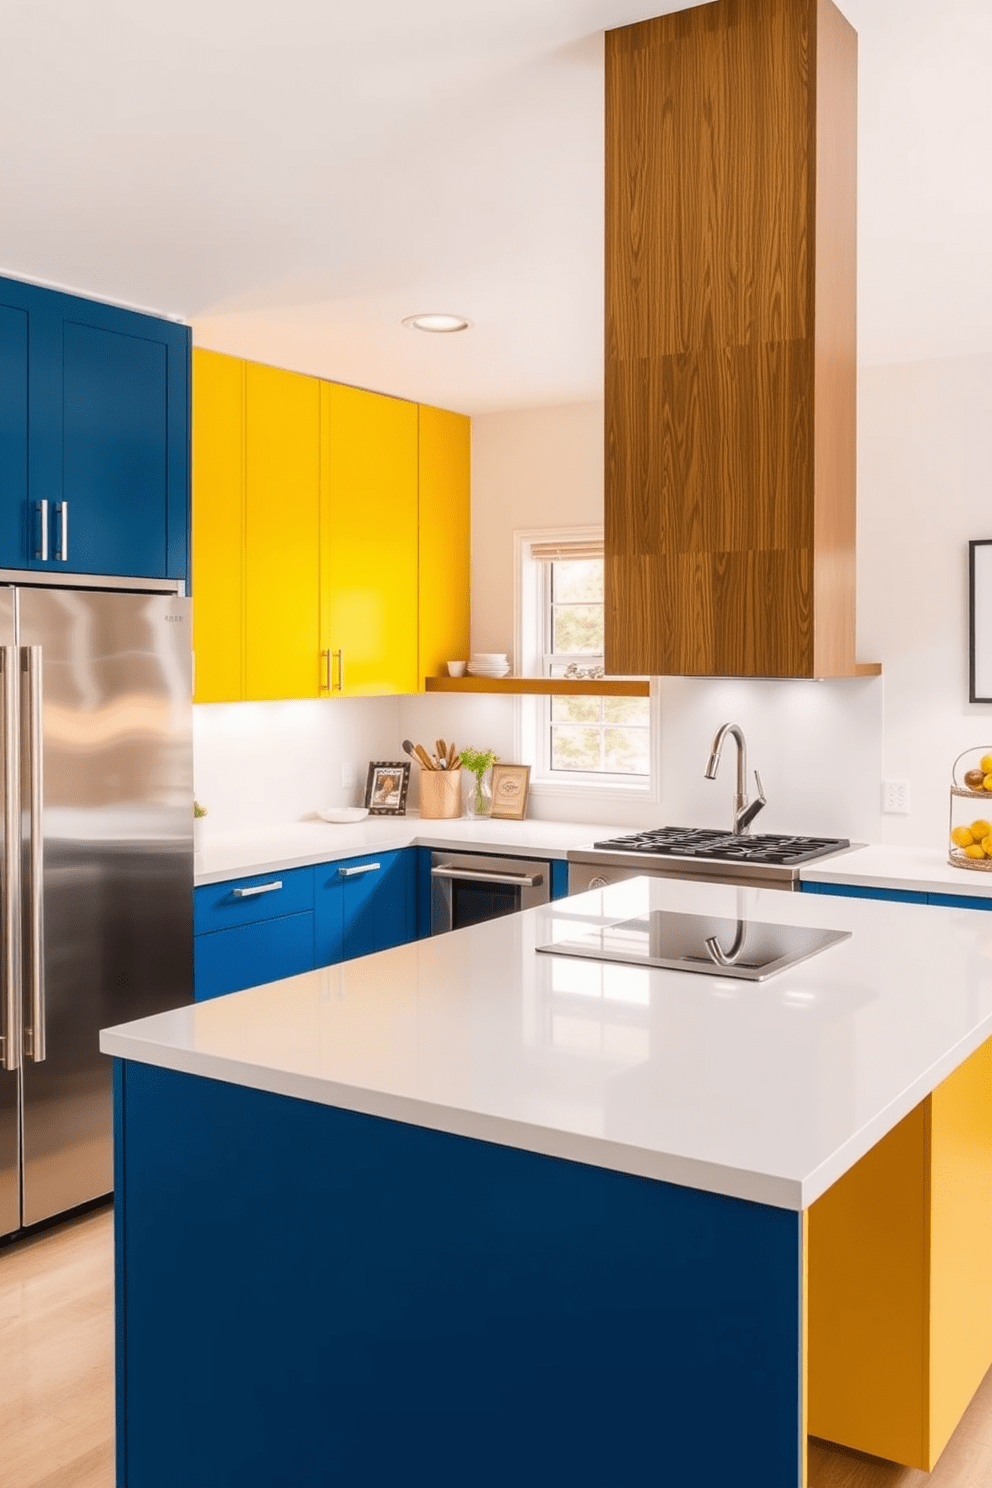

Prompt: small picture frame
[490,763,531,820]
[364,761,410,815]
[970,540,992,703]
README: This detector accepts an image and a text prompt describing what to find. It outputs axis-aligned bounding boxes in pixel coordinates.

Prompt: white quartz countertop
[800,843,992,899]
[102,874,992,1212]
[194,817,623,886]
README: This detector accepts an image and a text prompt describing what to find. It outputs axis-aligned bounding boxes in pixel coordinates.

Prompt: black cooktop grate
[590,826,850,866]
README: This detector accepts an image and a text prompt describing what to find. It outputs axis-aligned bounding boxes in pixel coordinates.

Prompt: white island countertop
[194,816,624,886]
[102,874,992,1212]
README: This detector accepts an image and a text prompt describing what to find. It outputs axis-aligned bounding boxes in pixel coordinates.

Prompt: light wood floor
[0,1208,114,1488]
[3,1207,992,1487]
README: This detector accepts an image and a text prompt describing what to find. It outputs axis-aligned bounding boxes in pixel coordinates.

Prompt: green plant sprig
[194,799,208,818]
[458,747,498,779]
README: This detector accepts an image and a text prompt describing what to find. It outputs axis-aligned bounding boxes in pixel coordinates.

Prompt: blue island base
[114,1060,804,1488]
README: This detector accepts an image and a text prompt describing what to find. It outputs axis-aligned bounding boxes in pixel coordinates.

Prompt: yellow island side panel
[808,1032,992,1473]
[929,1034,992,1461]
[807,1100,930,1469]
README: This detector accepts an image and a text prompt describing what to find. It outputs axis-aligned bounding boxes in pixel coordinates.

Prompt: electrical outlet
[882,779,911,815]
[341,762,358,789]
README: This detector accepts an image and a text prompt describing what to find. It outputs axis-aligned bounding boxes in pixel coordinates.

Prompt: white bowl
[471,653,508,663]
[318,807,370,824]
[467,664,511,677]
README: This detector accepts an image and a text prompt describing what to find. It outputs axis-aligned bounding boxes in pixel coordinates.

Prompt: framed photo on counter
[970,540,992,703]
[365,762,410,815]
[490,764,531,820]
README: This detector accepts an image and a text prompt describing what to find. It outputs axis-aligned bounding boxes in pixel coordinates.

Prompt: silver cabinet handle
[337,861,380,878]
[1,648,21,1071]
[231,880,283,898]
[23,647,45,1062]
[56,502,68,561]
[333,649,344,691]
[36,500,49,562]
[321,650,331,692]
[430,866,544,888]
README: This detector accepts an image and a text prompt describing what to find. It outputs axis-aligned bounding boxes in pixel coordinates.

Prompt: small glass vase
[464,770,493,819]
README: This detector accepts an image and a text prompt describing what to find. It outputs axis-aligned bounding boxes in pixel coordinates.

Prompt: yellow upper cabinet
[245,363,321,700]
[418,405,470,687]
[192,350,470,703]
[191,349,244,703]
[320,382,419,696]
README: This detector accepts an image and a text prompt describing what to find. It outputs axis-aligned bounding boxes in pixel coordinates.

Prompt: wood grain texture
[0,1208,114,1488]
[605,0,867,677]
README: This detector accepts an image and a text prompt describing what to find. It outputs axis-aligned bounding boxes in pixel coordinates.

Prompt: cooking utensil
[412,743,436,771]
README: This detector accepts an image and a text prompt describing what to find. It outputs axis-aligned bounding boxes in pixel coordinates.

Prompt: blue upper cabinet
[0,275,189,582]
[0,304,29,564]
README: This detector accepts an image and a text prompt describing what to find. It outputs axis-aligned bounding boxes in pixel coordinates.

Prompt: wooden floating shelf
[424,676,651,698]
[853,662,883,677]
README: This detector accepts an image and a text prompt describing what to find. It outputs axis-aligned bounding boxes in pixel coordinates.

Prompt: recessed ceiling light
[402,313,471,333]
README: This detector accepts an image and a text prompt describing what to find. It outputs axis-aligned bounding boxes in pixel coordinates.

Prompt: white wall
[858,352,992,845]
[192,355,992,848]
[470,402,604,656]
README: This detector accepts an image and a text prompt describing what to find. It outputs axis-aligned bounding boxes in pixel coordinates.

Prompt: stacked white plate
[467,652,511,678]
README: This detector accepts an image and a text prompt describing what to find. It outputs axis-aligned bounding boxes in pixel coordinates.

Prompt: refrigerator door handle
[1,647,21,1071]
[23,647,45,1063]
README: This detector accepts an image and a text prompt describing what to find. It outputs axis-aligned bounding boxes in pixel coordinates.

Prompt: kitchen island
[102,876,992,1487]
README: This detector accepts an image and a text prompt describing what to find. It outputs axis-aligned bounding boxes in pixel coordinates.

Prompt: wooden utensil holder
[419,768,462,819]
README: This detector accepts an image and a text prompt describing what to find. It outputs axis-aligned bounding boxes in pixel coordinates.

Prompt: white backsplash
[193,697,402,833]
[194,678,884,843]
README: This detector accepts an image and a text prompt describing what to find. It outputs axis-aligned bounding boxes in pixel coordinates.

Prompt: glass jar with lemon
[948,748,992,870]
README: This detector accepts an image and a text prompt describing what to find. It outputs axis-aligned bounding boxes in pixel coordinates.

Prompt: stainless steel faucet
[704,723,767,835]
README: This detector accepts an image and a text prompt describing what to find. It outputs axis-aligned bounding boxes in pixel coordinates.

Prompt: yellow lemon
[984,774,992,792]
[971,819,992,840]
[981,754,992,774]
[965,844,987,860]
[952,825,975,848]
[982,836,992,854]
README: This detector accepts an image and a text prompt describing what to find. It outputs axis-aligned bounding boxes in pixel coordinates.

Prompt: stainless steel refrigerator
[0,579,193,1238]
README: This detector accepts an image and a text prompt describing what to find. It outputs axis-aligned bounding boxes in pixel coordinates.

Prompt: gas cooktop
[590,827,850,867]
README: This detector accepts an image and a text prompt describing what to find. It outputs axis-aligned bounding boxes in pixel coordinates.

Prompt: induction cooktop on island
[537,910,851,982]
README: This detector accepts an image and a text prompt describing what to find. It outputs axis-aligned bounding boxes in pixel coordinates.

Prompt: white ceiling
[2,0,990,413]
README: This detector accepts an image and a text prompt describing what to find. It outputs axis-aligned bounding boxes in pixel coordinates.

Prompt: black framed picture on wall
[969,540,992,702]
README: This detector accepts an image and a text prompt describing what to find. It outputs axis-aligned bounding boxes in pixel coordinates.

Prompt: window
[516,530,656,794]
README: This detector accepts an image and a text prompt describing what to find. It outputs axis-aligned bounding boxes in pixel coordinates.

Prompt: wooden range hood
[604,0,879,679]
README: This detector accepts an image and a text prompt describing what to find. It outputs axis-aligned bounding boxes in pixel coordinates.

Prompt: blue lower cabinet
[928,891,992,911]
[802,881,992,911]
[194,865,314,934]
[801,881,928,905]
[194,912,315,1001]
[115,1059,805,1488]
[314,849,417,966]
